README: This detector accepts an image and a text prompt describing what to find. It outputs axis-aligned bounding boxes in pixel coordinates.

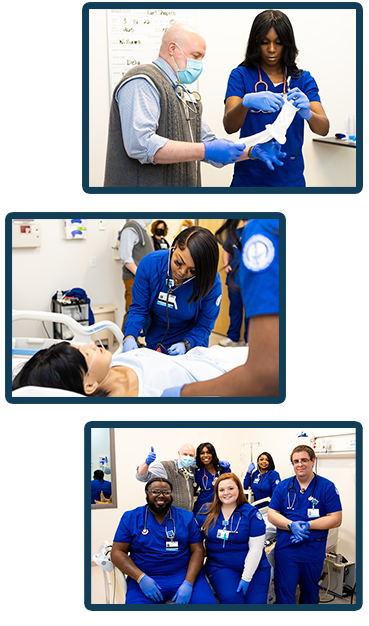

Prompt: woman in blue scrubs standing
[196,473,271,604]
[243,451,281,506]
[123,226,222,355]
[193,442,231,514]
[223,9,329,187]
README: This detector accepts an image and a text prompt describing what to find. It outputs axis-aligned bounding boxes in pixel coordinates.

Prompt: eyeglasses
[147,489,172,496]
[292,458,311,466]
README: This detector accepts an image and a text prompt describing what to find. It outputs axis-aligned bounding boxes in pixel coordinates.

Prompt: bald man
[104,23,282,187]
[136,443,196,511]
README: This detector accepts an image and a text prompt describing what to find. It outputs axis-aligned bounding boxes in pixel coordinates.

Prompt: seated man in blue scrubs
[91,470,112,504]
[267,445,342,604]
[111,478,217,605]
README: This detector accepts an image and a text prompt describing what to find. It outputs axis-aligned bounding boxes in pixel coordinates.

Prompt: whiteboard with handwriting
[107,8,196,98]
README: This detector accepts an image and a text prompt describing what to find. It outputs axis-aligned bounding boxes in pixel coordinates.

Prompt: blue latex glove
[138,575,163,602]
[251,140,286,171]
[243,91,284,112]
[145,446,156,466]
[247,462,256,473]
[290,521,310,542]
[167,342,186,356]
[287,87,312,120]
[236,579,250,596]
[161,385,185,397]
[203,139,246,165]
[219,460,230,469]
[123,336,138,352]
[172,580,193,604]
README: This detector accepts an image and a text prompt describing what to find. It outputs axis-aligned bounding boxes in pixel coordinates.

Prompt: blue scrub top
[224,226,244,289]
[243,469,281,502]
[193,467,231,515]
[225,66,321,187]
[124,250,222,350]
[114,505,202,576]
[196,503,269,571]
[91,479,111,503]
[269,474,342,563]
[240,219,279,319]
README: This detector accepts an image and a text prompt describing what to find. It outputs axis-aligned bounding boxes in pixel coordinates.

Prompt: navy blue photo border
[84,420,363,610]
[6,211,286,405]
[82,2,363,194]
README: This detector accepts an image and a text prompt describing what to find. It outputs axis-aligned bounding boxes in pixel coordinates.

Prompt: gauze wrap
[235,100,298,149]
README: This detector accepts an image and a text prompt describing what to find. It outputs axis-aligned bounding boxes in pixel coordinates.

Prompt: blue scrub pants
[274,558,323,604]
[206,564,270,604]
[227,287,248,342]
[126,568,217,605]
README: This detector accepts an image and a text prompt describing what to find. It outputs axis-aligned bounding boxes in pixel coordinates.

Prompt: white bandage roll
[236,100,299,148]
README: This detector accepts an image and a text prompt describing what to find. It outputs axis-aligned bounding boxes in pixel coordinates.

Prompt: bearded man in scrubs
[111,478,216,604]
[268,445,342,604]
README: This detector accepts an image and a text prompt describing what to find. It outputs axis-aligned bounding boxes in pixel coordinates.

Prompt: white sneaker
[218,338,246,347]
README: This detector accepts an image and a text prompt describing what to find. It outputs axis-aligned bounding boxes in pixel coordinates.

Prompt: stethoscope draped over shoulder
[141,505,176,539]
[156,247,195,354]
[286,473,319,511]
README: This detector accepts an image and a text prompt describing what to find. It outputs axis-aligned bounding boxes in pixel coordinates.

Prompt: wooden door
[198,219,244,337]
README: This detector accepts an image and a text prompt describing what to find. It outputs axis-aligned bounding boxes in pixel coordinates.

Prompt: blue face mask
[173,43,203,84]
[180,455,194,468]
[145,219,153,225]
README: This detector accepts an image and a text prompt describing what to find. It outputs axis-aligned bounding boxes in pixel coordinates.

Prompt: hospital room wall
[12,218,194,337]
[12,218,125,337]
[91,426,356,564]
[89,7,357,188]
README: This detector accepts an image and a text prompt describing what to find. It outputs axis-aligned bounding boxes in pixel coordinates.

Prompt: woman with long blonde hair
[196,473,271,604]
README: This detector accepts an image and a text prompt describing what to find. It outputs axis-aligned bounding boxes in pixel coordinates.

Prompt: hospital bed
[12,309,123,397]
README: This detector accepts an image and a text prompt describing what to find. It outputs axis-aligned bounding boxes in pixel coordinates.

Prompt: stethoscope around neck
[156,248,195,354]
[250,65,291,113]
[287,473,318,511]
[141,505,176,539]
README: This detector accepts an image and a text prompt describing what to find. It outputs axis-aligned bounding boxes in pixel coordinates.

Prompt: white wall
[90,426,357,564]
[12,217,194,338]
[89,6,357,188]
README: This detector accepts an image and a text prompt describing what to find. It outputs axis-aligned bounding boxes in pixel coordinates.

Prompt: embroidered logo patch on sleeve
[243,234,275,272]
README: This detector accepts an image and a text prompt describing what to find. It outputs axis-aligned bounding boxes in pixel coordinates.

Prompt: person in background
[151,220,170,251]
[243,451,280,507]
[173,219,195,241]
[196,473,271,604]
[118,219,154,331]
[223,9,329,187]
[136,443,196,511]
[193,442,231,514]
[161,218,279,397]
[103,23,286,188]
[268,445,342,604]
[91,469,111,504]
[219,219,249,347]
[111,478,217,604]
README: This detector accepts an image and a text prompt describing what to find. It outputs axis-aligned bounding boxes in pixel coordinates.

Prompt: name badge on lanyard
[166,541,179,552]
[216,529,229,540]
[157,291,178,310]
[307,508,320,518]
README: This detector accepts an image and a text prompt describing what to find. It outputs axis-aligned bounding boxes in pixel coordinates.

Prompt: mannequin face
[73,342,111,393]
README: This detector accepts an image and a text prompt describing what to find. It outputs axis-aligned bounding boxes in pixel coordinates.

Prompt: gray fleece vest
[162,461,195,511]
[120,221,154,280]
[103,64,203,188]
